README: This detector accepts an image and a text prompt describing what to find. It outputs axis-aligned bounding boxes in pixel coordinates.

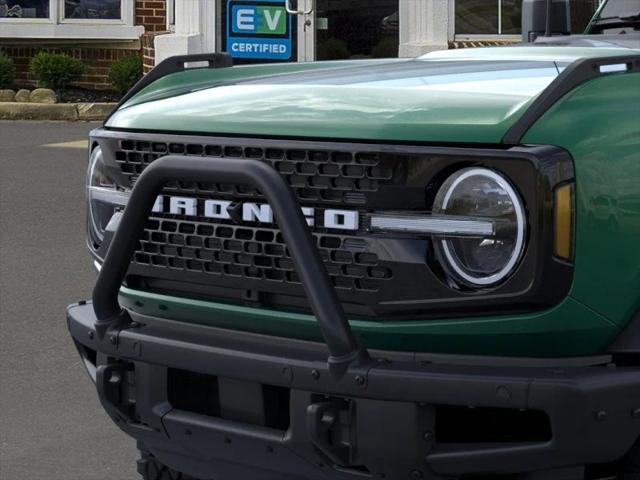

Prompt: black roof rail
[503,54,640,145]
[105,53,233,123]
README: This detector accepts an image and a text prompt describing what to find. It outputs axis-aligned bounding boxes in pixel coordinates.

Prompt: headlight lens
[433,168,526,287]
[87,146,129,244]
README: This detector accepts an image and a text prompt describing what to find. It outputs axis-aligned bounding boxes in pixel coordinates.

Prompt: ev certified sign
[226,0,293,61]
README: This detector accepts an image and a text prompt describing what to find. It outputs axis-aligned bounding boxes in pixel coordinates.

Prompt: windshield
[597,0,640,19]
[588,0,640,33]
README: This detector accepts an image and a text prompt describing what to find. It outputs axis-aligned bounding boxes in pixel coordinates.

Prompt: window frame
[454,0,521,37]
[0,0,55,23]
[59,0,128,25]
[166,0,175,31]
[0,0,143,39]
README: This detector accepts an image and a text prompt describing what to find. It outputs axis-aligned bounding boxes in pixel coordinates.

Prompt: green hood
[106,46,636,144]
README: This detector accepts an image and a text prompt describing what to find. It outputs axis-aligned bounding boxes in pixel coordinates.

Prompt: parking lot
[0,121,137,480]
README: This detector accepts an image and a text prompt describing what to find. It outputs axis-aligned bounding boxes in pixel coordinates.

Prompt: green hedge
[0,51,16,89]
[30,52,85,90]
[109,55,143,95]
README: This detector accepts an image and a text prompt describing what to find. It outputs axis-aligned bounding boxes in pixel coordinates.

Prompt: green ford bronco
[68,1,640,479]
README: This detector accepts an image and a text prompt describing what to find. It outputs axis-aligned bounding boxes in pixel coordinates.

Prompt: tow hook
[306,398,357,467]
[97,363,137,425]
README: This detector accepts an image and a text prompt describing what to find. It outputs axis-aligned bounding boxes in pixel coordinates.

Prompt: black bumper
[69,302,640,480]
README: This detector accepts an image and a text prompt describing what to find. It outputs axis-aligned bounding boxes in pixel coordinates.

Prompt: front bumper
[69,302,640,480]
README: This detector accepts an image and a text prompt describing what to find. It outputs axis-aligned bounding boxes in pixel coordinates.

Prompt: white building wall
[155,0,455,64]
[155,0,210,64]
[399,0,454,57]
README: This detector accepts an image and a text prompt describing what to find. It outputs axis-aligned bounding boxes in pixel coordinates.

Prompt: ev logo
[226,0,293,60]
[233,5,286,35]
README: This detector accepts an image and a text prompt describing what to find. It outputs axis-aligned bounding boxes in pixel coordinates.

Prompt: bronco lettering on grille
[152,196,360,231]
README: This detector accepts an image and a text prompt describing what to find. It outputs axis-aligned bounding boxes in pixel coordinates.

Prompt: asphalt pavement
[0,121,137,480]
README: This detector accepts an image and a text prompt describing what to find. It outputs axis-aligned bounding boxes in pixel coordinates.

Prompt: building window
[456,0,604,37]
[63,0,122,20]
[455,0,522,35]
[0,0,50,18]
[0,0,141,38]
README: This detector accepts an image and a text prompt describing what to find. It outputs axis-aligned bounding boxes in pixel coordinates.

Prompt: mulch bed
[58,87,121,103]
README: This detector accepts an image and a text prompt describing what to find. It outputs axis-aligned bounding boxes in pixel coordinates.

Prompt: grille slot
[134,218,392,293]
[116,141,391,204]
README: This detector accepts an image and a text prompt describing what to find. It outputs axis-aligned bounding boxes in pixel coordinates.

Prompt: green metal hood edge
[118,286,618,358]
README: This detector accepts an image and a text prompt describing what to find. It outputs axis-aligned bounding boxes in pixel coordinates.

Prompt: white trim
[0,17,53,24]
[166,0,176,31]
[0,23,143,39]
[298,0,315,61]
[0,0,140,39]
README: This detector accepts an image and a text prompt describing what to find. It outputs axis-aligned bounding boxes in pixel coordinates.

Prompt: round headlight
[87,146,129,244]
[433,168,526,287]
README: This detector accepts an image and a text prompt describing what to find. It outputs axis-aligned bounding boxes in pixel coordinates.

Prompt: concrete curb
[77,103,117,121]
[0,102,116,121]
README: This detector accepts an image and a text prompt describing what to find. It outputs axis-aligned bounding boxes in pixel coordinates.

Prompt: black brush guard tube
[92,155,370,376]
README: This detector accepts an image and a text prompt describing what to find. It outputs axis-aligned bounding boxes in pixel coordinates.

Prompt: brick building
[0,0,169,90]
[1,0,602,92]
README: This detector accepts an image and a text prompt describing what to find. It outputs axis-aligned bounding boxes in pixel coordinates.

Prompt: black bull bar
[92,155,370,377]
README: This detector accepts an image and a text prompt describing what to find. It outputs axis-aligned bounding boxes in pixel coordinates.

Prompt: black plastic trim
[104,53,232,124]
[68,303,640,480]
[92,154,369,376]
[502,54,640,145]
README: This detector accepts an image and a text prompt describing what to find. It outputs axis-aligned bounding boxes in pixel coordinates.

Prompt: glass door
[218,0,400,64]
[298,0,400,62]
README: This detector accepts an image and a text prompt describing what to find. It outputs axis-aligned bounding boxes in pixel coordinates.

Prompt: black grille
[96,132,574,320]
[105,134,461,318]
[116,140,393,205]
[114,139,401,307]
[135,218,392,293]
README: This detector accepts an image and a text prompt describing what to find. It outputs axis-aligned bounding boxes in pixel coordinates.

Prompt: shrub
[30,52,85,90]
[0,51,16,89]
[109,55,143,95]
